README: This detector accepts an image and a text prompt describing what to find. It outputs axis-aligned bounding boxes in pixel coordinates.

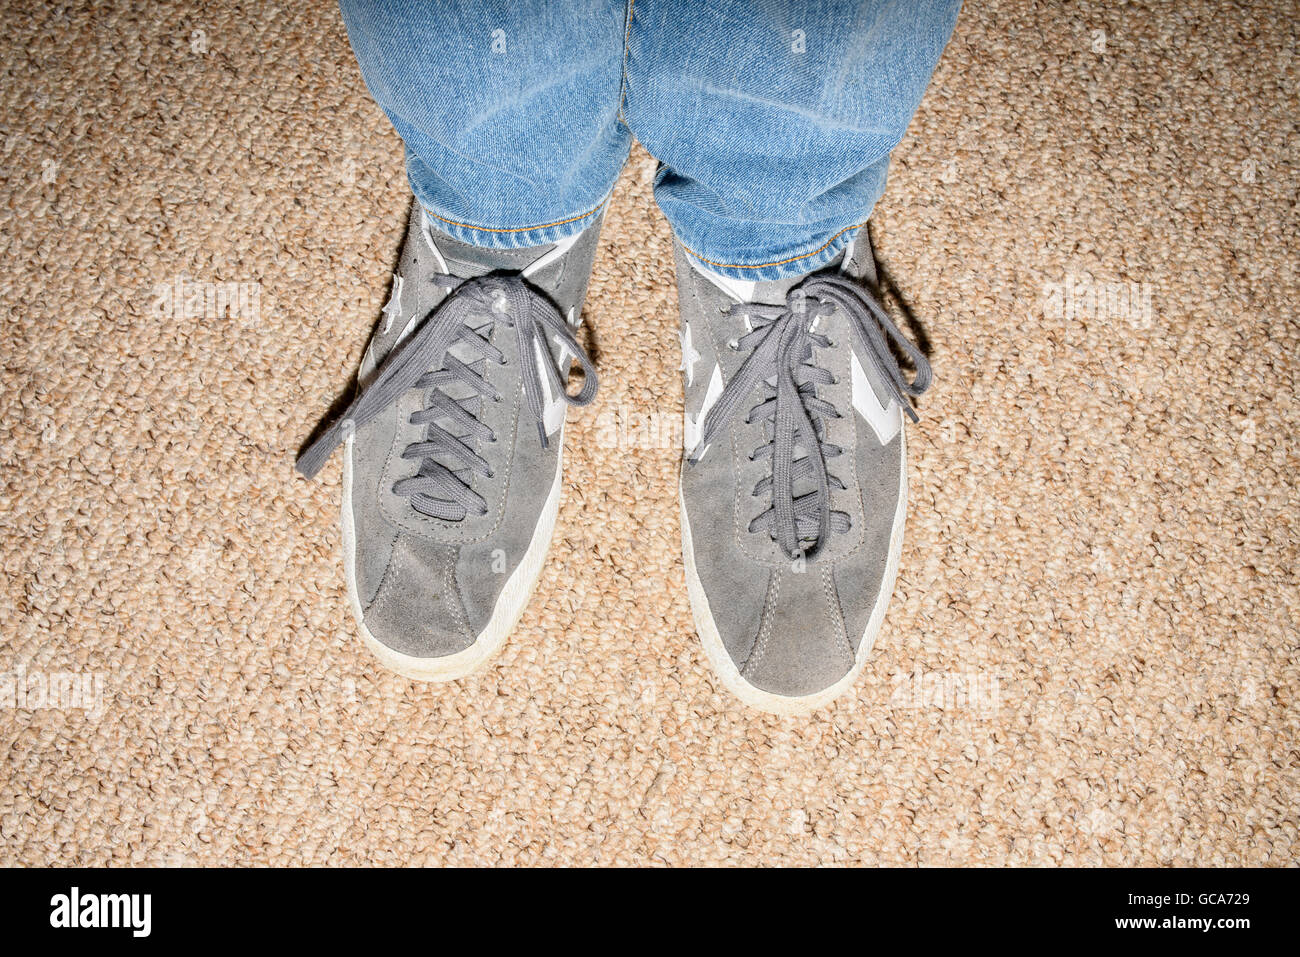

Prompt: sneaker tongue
[418,210,555,277]
[440,237,551,277]
[744,275,804,306]
[695,251,848,306]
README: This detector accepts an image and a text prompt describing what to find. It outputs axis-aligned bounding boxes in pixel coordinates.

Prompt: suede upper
[676,235,908,698]
[347,205,602,659]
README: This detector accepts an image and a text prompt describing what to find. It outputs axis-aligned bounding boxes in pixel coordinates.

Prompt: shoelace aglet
[295,418,346,480]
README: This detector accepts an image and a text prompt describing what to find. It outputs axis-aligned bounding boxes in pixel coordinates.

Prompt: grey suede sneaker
[297,204,601,680]
[674,234,931,714]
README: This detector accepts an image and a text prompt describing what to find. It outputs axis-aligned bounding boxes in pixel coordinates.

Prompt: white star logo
[684,363,724,460]
[850,352,902,445]
[533,337,567,437]
[679,322,701,387]
[380,273,404,333]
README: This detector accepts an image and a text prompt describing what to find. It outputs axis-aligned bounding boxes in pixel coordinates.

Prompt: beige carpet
[1,0,1296,866]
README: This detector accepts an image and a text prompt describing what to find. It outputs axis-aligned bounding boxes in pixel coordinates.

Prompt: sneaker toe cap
[358,534,479,660]
[736,568,856,699]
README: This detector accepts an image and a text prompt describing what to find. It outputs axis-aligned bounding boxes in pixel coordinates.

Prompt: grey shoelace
[691,272,931,561]
[296,273,597,520]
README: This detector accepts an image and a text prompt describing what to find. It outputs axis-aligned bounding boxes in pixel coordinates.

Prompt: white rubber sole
[340,433,563,682]
[679,429,909,716]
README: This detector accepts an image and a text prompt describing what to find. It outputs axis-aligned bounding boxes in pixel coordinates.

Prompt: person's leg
[339,0,632,247]
[624,0,961,279]
[299,2,628,680]
[639,2,961,713]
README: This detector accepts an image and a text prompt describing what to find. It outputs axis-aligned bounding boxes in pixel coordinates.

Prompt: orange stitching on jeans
[423,198,607,235]
[681,221,866,271]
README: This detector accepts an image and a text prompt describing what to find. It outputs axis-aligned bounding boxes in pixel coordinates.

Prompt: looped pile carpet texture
[0,1,1295,865]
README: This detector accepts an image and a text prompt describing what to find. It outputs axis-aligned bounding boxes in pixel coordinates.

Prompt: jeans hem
[414,193,611,249]
[677,221,869,282]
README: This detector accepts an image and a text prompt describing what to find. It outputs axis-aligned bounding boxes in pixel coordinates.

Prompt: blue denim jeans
[339,1,961,280]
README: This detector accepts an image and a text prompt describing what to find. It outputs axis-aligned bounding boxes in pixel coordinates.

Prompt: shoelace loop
[691,273,930,561]
[296,273,596,521]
